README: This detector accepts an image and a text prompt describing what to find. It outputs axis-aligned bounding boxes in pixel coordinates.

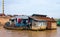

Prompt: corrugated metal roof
[32,14,47,17]
[14,15,29,19]
[30,16,56,22]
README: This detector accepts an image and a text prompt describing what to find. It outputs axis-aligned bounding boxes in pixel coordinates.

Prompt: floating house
[29,14,57,30]
[29,17,47,30]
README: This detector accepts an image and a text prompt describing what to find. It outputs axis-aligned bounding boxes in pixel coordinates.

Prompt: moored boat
[4,15,30,30]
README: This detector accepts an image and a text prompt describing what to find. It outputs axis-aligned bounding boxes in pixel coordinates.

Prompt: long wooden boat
[4,15,31,30]
[4,22,31,30]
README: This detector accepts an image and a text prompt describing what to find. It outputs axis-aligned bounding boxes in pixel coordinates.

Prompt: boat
[4,15,31,30]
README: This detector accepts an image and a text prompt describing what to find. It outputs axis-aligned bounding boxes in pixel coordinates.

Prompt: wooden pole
[2,0,4,14]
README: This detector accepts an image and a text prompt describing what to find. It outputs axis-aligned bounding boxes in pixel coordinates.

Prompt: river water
[0,26,60,37]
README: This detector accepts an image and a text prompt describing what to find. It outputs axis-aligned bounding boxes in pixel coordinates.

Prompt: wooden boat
[4,15,31,30]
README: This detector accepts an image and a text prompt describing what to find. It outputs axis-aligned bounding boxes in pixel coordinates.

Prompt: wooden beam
[2,0,4,14]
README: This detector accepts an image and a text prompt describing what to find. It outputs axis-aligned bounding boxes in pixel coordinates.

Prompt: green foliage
[57,19,60,25]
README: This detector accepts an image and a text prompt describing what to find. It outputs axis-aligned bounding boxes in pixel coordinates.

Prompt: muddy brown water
[0,26,60,37]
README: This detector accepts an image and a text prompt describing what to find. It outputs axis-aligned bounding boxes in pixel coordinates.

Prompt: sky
[0,0,60,18]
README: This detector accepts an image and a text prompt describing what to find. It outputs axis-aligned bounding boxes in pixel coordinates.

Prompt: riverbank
[0,16,12,26]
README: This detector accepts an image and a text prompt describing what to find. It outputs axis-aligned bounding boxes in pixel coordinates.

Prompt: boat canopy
[14,15,28,19]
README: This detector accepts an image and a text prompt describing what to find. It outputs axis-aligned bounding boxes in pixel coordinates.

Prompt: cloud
[0,0,2,13]
[0,0,60,18]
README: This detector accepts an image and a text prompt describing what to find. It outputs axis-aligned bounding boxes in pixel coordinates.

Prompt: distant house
[13,15,18,17]
[7,15,13,17]
[0,13,5,16]
[29,14,57,30]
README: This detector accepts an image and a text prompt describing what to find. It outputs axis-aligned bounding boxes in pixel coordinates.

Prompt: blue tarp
[15,23,27,27]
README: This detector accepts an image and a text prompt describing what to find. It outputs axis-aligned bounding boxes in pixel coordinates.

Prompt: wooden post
[2,0,4,15]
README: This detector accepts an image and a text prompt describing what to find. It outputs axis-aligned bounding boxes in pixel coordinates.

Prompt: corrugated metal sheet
[15,15,28,19]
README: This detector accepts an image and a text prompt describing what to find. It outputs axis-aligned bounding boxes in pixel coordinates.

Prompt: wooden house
[29,17,47,30]
[29,14,57,30]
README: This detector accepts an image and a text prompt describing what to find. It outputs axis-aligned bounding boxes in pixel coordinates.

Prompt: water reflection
[0,26,60,37]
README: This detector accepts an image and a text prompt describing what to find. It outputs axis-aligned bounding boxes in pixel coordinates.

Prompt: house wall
[47,21,57,29]
[29,16,57,30]
[31,20,47,30]
[51,22,57,29]
[47,22,51,29]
